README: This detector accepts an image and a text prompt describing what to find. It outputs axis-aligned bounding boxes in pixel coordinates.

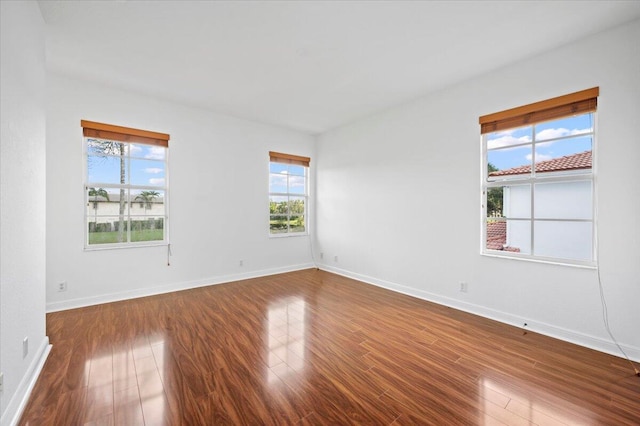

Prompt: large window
[269,151,309,236]
[480,88,598,266]
[83,120,169,248]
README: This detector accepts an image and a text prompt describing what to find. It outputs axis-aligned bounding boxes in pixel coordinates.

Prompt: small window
[269,151,310,236]
[83,120,170,248]
[479,88,598,266]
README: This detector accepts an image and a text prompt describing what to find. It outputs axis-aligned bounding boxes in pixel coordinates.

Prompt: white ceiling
[38,1,640,135]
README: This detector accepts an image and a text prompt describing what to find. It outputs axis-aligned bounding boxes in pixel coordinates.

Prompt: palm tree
[135,191,160,232]
[88,139,126,242]
[88,187,109,231]
[135,190,160,213]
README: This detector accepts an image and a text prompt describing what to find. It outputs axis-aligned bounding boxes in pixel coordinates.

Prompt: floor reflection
[266,297,307,383]
[84,336,168,424]
[480,377,590,425]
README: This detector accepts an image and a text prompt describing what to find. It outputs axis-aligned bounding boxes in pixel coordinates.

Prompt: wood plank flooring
[19,269,640,425]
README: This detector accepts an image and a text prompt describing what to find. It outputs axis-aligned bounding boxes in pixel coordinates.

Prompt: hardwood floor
[20,269,640,425]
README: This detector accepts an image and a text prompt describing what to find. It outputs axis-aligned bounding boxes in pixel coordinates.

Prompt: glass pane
[485,219,530,254]
[87,216,128,245]
[86,188,128,218]
[486,187,504,217]
[288,174,306,195]
[130,217,164,242]
[130,144,165,161]
[270,163,288,174]
[534,181,592,220]
[130,159,165,186]
[270,215,288,233]
[534,136,592,175]
[130,190,165,216]
[289,215,305,233]
[288,165,305,176]
[487,145,532,179]
[534,221,592,261]
[269,173,288,193]
[87,155,128,184]
[535,113,593,142]
[269,196,288,215]
[487,184,530,219]
[486,125,532,150]
[289,197,305,215]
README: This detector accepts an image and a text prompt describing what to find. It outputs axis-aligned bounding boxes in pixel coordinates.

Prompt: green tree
[135,190,160,212]
[486,163,503,216]
[88,187,109,231]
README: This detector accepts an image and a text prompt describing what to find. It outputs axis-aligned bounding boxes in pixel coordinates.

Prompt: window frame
[82,120,170,250]
[479,89,598,267]
[268,151,310,237]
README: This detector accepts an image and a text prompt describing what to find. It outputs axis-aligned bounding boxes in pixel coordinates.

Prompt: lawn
[89,229,164,244]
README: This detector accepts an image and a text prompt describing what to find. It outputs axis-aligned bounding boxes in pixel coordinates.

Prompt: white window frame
[269,157,309,237]
[83,124,169,250]
[481,114,597,268]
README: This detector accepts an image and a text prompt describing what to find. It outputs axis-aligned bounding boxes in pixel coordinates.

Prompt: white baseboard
[320,264,640,362]
[46,263,315,313]
[1,337,51,426]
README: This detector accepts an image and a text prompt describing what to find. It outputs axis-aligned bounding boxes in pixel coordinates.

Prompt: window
[479,87,598,265]
[269,151,310,236]
[83,120,169,248]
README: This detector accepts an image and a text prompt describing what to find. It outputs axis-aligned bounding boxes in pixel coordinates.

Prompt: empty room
[2,1,639,425]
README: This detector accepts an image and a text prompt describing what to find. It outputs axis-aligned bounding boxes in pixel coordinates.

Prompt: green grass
[269,219,305,234]
[88,229,164,245]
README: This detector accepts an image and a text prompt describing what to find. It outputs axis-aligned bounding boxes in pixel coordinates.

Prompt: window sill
[481,251,597,269]
[269,232,309,239]
[84,241,168,251]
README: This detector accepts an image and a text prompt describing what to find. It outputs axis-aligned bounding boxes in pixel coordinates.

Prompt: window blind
[81,120,170,147]
[479,87,599,134]
[269,151,310,167]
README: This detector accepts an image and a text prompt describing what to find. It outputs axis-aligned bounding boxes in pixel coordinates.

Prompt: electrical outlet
[459,282,468,293]
[23,337,28,358]
[58,281,67,292]
[239,260,243,267]
[334,255,338,262]
[0,372,3,392]
[320,252,324,260]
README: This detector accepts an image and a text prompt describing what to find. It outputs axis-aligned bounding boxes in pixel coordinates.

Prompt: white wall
[0,2,50,425]
[316,20,640,360]
[46,74,315,311]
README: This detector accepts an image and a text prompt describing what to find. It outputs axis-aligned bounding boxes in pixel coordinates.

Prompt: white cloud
[535,127,590,140]
[126,144,143,155]
[149,178,165,185]
[289,175,305,188]
[144,167,163,174]
[145,146,165,160]
[270,174,287,186]
[487,133,531,149]
[526,153,553,162]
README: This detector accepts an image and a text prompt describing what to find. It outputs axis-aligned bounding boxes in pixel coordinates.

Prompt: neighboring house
[87,193,165,225]
[487,150,592,257]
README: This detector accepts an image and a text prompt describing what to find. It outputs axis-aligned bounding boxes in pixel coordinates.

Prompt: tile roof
[489,150,591,177]
[486,221,520,252]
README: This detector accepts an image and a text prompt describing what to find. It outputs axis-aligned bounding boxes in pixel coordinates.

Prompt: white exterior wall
[46,74,315,311]
[87,201,165,222]
[505,181,593,260]
[316,20,640,360]
[1,2,50,425]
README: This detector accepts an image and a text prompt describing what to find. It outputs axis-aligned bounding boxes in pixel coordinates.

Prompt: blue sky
[87,142,166,195]
[269,163,306,196]
[487,113,593,171]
